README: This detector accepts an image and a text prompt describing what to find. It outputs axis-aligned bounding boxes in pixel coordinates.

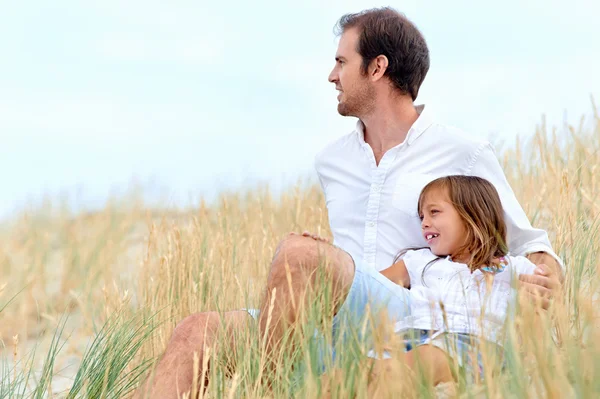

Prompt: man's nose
[328,68,337,83]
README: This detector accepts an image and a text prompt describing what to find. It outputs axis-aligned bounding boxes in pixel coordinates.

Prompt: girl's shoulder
[403,248,438,258]
[401,248,443,285]
[402,248,441,268]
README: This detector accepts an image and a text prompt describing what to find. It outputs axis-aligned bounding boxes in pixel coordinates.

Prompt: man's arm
[468,142,563,265]
[468,143,564,306]
[469,143,563,266]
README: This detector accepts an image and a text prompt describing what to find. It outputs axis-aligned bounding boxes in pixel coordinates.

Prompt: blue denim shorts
[332,261,411,344]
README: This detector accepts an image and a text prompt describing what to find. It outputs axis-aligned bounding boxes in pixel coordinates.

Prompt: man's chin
[337,103,353,117]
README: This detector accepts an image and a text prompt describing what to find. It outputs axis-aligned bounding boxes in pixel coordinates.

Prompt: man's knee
[171,312,221,346]
[271,235,322,275]
[277,234,336,264]
[269,235,353,290]
[276,234,315,256]
[171,311,254,348]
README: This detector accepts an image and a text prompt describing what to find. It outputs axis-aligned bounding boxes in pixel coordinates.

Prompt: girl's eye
[418,214,424,220]
[431,209,440,215]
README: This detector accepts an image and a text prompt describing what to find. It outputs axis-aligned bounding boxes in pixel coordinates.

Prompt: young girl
[376,175,537,386]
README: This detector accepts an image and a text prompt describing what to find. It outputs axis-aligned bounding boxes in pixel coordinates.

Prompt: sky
[1,0,599,218]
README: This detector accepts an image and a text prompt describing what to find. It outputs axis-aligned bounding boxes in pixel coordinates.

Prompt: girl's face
[419,187,470,262]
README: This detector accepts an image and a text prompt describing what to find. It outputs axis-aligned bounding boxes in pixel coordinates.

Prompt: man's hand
[518,262,562,309]
[526,252,564,280]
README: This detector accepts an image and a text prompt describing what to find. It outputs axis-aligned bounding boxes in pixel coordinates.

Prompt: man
[315,8,563,274]
[135,7,562,398]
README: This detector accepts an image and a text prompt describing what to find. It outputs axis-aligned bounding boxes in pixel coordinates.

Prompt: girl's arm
[380,259,410,288]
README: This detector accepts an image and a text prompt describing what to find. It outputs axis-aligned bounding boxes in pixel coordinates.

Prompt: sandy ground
[3,312,91,397]
[1,217,152,397]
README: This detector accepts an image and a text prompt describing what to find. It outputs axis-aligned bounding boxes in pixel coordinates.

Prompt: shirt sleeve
[467,142,564,271]
[314,154,324,191]
[510,256,538,276]
[402,249,438,287]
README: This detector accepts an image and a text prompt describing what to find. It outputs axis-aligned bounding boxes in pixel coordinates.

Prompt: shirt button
[368,222,375,227]
[372,186,380,192]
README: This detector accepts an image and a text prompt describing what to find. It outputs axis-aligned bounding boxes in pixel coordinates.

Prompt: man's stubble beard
[337,81,376,118]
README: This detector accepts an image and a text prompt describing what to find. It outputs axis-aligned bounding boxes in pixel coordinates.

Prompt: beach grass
[1,104,599,397]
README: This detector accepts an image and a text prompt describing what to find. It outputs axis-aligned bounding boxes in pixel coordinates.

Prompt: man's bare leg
[258,234,355,369]
[133,310,252,399]
[134,234,354,398]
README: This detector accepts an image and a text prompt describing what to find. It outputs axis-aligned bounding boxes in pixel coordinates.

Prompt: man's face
[328,28,375,117]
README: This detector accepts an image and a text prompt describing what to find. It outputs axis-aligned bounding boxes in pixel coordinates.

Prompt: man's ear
[369,55,389,81]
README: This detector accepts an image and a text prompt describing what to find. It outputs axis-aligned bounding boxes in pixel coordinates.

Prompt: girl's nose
[421,218,430,229]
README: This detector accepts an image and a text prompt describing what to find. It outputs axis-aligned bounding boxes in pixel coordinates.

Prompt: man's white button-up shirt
[314,105,562,271]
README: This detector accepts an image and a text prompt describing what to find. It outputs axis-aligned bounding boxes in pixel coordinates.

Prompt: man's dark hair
[335,7,430,101]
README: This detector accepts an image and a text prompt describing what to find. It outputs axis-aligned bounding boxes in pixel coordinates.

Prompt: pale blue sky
[1,0,599,218]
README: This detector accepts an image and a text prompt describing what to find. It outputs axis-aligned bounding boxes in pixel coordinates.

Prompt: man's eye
[431,209,440,214]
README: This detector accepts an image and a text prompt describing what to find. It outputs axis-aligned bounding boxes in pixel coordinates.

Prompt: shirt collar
[407,104,434,145]
[355,104,434,147]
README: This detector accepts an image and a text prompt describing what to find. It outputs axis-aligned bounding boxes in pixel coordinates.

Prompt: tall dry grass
[0,103,599,397]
